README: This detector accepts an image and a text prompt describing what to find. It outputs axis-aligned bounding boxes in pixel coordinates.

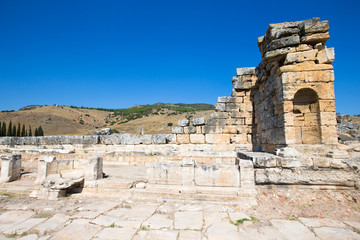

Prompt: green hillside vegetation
[69,103,214,124]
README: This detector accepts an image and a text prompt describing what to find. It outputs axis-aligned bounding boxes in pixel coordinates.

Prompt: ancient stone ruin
[0,18,358,205]
[174,17,337,153]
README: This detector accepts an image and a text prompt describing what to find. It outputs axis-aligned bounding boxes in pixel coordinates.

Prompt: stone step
[131,189,257,207]
[0,181,40,194]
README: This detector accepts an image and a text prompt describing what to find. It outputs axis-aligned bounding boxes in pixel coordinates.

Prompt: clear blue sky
[0,0,359,114]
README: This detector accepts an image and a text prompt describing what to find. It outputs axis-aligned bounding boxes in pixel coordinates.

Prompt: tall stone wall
[253,18,337,152]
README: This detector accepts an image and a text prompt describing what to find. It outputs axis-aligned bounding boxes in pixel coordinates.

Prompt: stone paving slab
[174,211,203,230]
[93,227,137,240]
[178,230,202,240]
[0,211,35,233]
[90,215,119,227]
[270,219,319,240]
[0,199,359,240]
[203,211,229,227]
[142,214,173,229]
[34,214,70,232]
[241,225,287,240]
[299,217,347,228]
[314,227,360,240]
[49,219,102,240]
[119,205,158,221]
[140,230,178,240]
[3,217,47,235]
[206,222,239,240]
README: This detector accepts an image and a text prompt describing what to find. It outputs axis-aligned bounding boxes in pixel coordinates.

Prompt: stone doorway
[292,88,321,144]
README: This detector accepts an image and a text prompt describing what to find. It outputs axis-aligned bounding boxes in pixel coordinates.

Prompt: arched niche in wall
[292,88,321,144]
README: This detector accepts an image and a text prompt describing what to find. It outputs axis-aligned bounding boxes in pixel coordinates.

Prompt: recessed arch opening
[292,88,321,144]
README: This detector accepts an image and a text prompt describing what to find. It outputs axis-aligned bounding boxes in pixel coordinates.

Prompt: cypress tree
[12,125,16,136]
[2,122,6,136]
[28,126,32,136]
[17,123,21,137]
[7,121,12,136]
[38,126,44,136]
[21,124,26,137]
[25,130,28,137]
[35,128,38,137]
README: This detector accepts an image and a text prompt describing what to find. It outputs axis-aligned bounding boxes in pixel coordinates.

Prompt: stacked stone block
[172,68,256,146]
[253,18,337,152]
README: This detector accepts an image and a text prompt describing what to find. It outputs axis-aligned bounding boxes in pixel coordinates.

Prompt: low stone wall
[0,136,99,146]
[0,134,176,146]
[238,150,360,188]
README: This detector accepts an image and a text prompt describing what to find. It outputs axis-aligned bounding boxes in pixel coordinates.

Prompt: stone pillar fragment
[36,156,56,183]
[85,157,103,180]
[0,155,21,182]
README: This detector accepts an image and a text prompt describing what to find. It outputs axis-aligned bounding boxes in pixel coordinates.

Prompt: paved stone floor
[0,196,359,240]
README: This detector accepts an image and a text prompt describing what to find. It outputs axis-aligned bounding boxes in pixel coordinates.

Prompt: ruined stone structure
[0,18,358,205]
[173,17,337,154]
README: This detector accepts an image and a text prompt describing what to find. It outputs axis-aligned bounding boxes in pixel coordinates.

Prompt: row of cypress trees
[0,121,44,137]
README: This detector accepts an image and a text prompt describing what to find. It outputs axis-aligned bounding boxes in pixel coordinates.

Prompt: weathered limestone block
[183,126,196,134]
[264,47,296,61]
[319,100,335,112]
[276,147,299,158]
[321,126,338,144]
[217,97,235,103]
[313,157,330,168]
[280,157,313,168]
[210,112,229,119]
[176,134,190,144]
[165,134,176,144]
[299,19,329,34]
[207,118,227,126]
[178,119,190,127]
[172,127,184,134]
[317,47,335,64]
[239,160,255,189]
[233,80,253,90]
[140,135,153,144]
[255,168,356,187]
[194,165,240,187]
[152,134,167,144]
[230,134,247,144]
[196,126,204,134]
[326,149,350,159]
[284,49,318,64]
[300,32,330,44]
[146,164,194,186]
[192,117,206,126]
[36,156,56,183]
[268,35,300,52]
[269,27,300,40]
[189,134,205,144]
[238,151,278,168]
[120,134,142,145]
[93,128,112,135]
[320,112,337,126]
[236,67,256,76]
[278,61,333,74]
[205,134,230,144]
[203,126,223,134]
[0,155,21,182]
[222,126,238,134]
[215,103,226,112]
[85,157,103,181]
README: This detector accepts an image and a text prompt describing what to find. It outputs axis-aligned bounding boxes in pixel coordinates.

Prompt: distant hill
[153,103,215,110]
[19,105,43,111]
[0,104,214,136]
